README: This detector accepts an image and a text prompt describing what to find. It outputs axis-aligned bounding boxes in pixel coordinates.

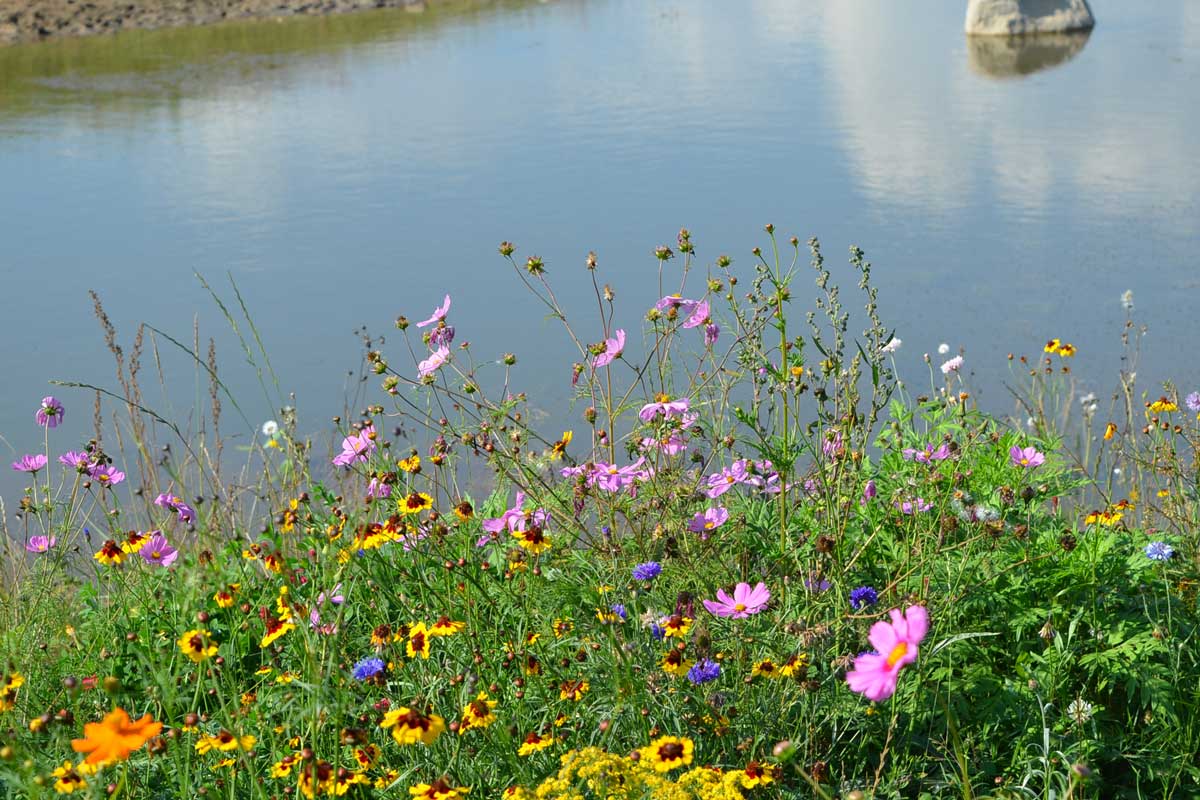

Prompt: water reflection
[0,0,545,122]
[966,31,1092,79]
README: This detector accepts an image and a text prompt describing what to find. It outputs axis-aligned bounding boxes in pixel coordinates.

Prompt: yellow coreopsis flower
[512,525,551,554]
[517,732,556,756]
[406,623,431,659]
[639,736,694,773]
[380,707,445,746]
[178,630,218,663]
[458,692,497,734]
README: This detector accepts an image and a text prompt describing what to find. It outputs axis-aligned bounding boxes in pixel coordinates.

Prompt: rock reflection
[967,30,1092,78]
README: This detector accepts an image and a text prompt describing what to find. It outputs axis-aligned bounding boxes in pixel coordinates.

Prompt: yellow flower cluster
[509,746,775,800]
[1043,339,1076,358]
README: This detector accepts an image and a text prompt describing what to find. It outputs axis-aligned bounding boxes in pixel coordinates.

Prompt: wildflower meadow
[1,229,1198,799]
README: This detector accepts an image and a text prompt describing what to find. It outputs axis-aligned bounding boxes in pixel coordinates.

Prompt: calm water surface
[1,0,1198,500]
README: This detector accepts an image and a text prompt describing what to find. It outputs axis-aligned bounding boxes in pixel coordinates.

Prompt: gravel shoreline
[0,0,439,45]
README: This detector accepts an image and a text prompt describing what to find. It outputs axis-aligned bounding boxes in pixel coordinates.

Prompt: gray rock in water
[965,0,1095,35]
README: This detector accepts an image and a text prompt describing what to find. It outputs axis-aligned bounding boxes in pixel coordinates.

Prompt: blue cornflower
[352,656,386,681]
[611,604,628,621]
[650,623,666,641]
[1187,391,1200,412]
[687,658,721,685]
[632,561,662,582]
[1145,541,1174,561]
[849,585,878,610]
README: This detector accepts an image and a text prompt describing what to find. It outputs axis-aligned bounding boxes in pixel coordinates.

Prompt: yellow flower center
[734,603,746,612]
[885,642,908,669]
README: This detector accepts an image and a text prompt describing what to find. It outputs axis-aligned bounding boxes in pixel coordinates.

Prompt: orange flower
[71,708,162,766]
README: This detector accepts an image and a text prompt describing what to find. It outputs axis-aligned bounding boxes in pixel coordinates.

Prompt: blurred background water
[1,0,1197,501]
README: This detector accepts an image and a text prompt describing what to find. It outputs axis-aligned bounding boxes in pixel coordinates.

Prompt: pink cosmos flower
[155,493,196,523]
[845,605,929,701]
[309,583,345,635]
[896,497,932,515]
[591,458,648,493]
[688,507,729,539]
[744,460,782,494]
[26,535,56,553]
[940,355,964,375]
[681,300,709,329]
[822,430,844,459]
[88,463,125,487]
[478,492,549,546]
[640,430,689,456]
[703,581,770,619]
[12,454,47,473]
[1009,445,1045,468]
[654,295,694,313]
[418,346,451,379]
[332,424,376,468]
[705,460,749,498]
[59,451,92,471]
[416,295,451,328]
[592,329,625,369]
[138,532,178,567]
[639,397,691,422]
[366,477,391,500]
[36,396,64,428]
[704,322,720,347]
[902,442,951,463]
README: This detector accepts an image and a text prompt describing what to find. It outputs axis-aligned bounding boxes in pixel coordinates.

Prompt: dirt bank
[0,0,438,45]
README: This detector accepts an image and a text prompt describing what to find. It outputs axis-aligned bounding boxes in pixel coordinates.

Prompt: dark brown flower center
[659,742,684,760]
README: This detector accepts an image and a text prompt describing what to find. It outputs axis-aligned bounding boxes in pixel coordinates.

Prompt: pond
[1,0,1197,502]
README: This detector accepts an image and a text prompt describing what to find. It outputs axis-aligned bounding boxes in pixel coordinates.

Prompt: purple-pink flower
[36,396,64,428]
[1009,445,1045,468]
[88,463,125,487]
[654,295,693,313]
[26,535,56,553]
[688,507,729,538]
[478,491,549,547]
[366,477,392,500]
[59,451,92,471]
[681,299,709,329]
[902,442,951,464]
[705,460,749,498]
[138,532,178,567]
[592,329,625,369]
[591,458,650,493]
[639,396,691,422]
[845,605,929,701]
[703,581,770,619]
[896,497,932,515]
[332,424,376,468]
[155,493,196,524]
[704,322,720,347]
[822,430,845,459]
[416,294,451,328]
[418,346,451,379]
[12,454,47,473]
[310,583,345,635]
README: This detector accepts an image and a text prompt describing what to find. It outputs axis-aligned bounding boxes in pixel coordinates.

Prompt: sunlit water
[1,0,1198,504]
